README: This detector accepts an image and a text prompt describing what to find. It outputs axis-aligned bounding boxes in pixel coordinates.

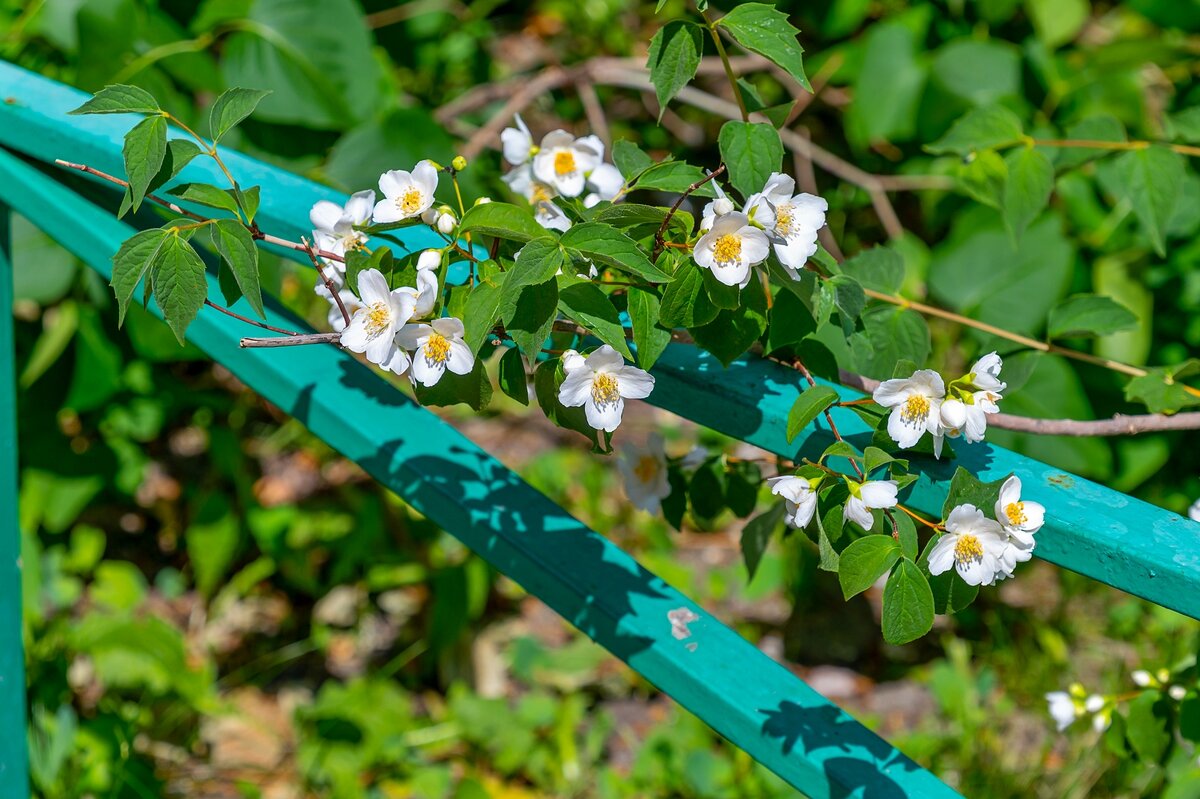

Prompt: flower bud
[1084,694,1105,713]
[416,249,441,271]
[421,207,438,225]
[436,210,457,235]
[940,398,967,431]
[1132,670,1153,687]
[713,197,735,216]
[1169,685,1187,701]
[475,196,492,205]
[451,155,468,171]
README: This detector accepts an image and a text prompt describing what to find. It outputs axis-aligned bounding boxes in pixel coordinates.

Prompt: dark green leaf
[840,247,904,294]
[647,21,703,120]
[124,115,169,212]
[881,560,935,645]
[635,161,718,197]
[726,460,761,518]
[503,238,565,304]
[612,140,654,179]
[534,360,601,448]
[503,280,559,358]
[1003,147,1054,243]
[69,84,160,115]
[560,223,672,282]
[413,358,493,411]
[718,121,784,198]
[1126,691,1172,764]
[344,247,391,297]
[557,282,633,359]
[786,385,839,443]
[111,228,170,326]
[151,233,208,345]
[690,292,768,367]
[717,3,810,90]
[209,87,271,143]
[168,183,241,215]
[498,347,529,406]
[629,288,671,371]
[1123,360,1200,414]
[462,281,504,355]
[209,219,263,318]
[459,202,547,243]
[839,535,902,599]
[941,466,1009,520]
[742,503,785,582]
[688,459,726,520]
[660,262,720,328]
[1113,146,1185,256]
[1048,294,1138,339]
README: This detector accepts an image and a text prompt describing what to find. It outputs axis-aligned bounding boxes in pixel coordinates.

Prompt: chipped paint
[668,607,700,640]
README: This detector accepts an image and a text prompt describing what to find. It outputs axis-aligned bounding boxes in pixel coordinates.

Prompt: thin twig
[203,300,301,336]
[241,332,341,349]
[652,164,725,261]
[302,237,351,328]
[791,358,865,480]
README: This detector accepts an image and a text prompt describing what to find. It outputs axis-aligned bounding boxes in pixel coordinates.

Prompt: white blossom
[618,433,671,514]
[1132,670,1154,688]
[768,475,818,529]
[310,190,374,262]
[396,317,474,387]
[557,345,655,432]
[373,161,439,224]
[927,504,1007,586]
[501,114,535,166]
[416,249,441,272]
[970,351,1007,394]
[991,475,1043,580]
[339,269,416,375]
[843,479,898,531]
[410,268,439,319]
[693,212,770,289]
[436,208,457,235]
[1046,691,1080,732]
[872,370,946,453]
[504,164,572,232]
[532,130,601,198]
[679,446,708,471]
[585,162,624,204]
[744,173,827,279]
[700,180,735,232]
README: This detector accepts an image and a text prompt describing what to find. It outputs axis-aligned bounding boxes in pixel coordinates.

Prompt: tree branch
[652,164,725,261]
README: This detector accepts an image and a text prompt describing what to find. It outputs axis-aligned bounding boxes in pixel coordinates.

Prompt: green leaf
[840,247,904,294]
[1003,147,1054,243]
[1026,0,1089,49]
[764,289,817,354]
[816,504,843,571]
[503,280,559,359]
[560,223,671,282]
[167,183,242,215]
[69,84,160,115]
[941,466,1009,520]
[647,21,703,120]
[786,385,839,443]
[344,247,392,297]
[849,305,931,381]
[894,511,918,561]
[1056,115,1126,170]
[634,161,719,197]
[839,535,902,599]
[123,115,169,212]
[628,288,671,371]
[881,560,935,645]
[1126,691,1172,764]
[689,286,768,366]
[557,282,633,359]
[209,87,271,143]
[241,185,261,224]
[957,148,1007,209]
[742,503,785,582]
[209,219,263,319]
[1112,145,1185,256]
[1047,294,1138,339]
[1123,360,1200,414]
[726,460,761,518]
[503,238,566,305]
[144,139,204,199]
[151,233,208,345]
[846,21,926,146]
[458,202,547,243]
[462,281,504,356]
[716,3,810,90]
[413,358,493,411]
[718,121,784,198]
[534,359,601,449]
[688,458,727,520]
[1168,107,1200,145]
[612,140,654,179]
[927,106,1025,156]
[111,228,170,326]
[660,262,720,328]
[825,274,865,336]
[498,347,529,406]
[863,446,903,475]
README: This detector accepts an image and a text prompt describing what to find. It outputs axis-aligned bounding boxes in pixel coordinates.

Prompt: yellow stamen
[712,233,742,264]
[530,183,553,204]
[554,150,577,175]
[1005,501,1027,526]
[901,394,930,423]
[364,301,391,336]
[775,203,795,237]
[423,333,451,365]
[398,188,424,214]
[954,534,984,565]
[633,455,658,483]
[591,372,621,405]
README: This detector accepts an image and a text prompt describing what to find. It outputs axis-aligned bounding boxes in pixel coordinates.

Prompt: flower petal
[585,396,624,432]
[616,367,654,399]
[309,200,343,233]
[558,370,593,407]
[446,340,475,375]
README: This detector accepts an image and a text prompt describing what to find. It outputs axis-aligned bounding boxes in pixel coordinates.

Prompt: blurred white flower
[501,114,535,166]
[744,173,827,279]
[693,212,770,289]
[679,446,708,471]
[316,283,363,333]
[927,504,1007,586]
[504,164,572,232]
[397,317,474,387]
[310,190,374,260]
[373,161,439,223]
[618,433,671,514]
[533,130,601,197]
[1046,691,1079,732]
[768,475,818,529]
[557,345,655,432]
[339,269,415,375]
[872,370,946,453]
[1132,669,1154,688]
[843,479,898,531]
[1189,498,1200,522]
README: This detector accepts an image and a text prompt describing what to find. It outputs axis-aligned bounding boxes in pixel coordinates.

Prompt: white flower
[927,504,1007,586]
[396,317,474,387]
[501,114,535,166]
[557,345,655,432]
[535,200,572,232]
[1132,670,1154,688]
[969,351,1007,394]
[940,398,967,433]
[436,208,457,235]
[1170,685,1187,701]
[504,164,572,232]
[843,479,898,531]
[1188,498,1200,522]
[995,476,1044,545]
[339,269,416,375]
[420,207,439,225]
[962,390,1000,443]
[618,433,671,514]
[416,250,441,272]
[872,370,946,452]
[310,190,374,261]
[476,197,492,205]
[410,268,439,319]
[700,180,735,232]
[767,475,818,529]
[692,212,771,289]
[744,173,827,279]
[532,130,601,198]
[373,160,439,223]
[1046,691,1080,732]
[316,283,364,333]
[586,163,624,204]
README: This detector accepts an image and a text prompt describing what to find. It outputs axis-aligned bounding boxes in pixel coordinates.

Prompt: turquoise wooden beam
[0,201,30,799]
[0,139,962,798]
[2,59,1195,621]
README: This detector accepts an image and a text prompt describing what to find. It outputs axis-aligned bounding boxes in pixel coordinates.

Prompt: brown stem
[652,164,726,261]
[240,332,341,349]
[301,237,351,328]
[792,358,864,480]
[203,300,301,336]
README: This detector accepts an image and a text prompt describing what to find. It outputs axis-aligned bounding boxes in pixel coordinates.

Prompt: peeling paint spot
[668,607,700,640]
[1047,474,1074,489]
[686,642,698,652]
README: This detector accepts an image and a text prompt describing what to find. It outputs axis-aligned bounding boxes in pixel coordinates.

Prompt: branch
[302,237,351,328]
[652,164,725,261]
[204,300,301,336]
[241,332,341,349]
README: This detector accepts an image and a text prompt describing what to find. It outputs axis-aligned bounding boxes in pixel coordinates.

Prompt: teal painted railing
[2,60,1198,797]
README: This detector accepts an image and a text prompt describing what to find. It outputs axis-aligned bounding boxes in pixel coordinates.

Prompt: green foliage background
[3,0,1200,796]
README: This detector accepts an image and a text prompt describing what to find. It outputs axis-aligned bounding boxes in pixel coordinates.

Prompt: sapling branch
[204,300,301,336]
[302,237,351,328]
[652,163,726,261]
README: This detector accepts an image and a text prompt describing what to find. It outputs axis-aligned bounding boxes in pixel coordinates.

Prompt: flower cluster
[1046,669,1189,734]
[767,473,898,533]
[873,352,1007,457]
[927,476,1044,586]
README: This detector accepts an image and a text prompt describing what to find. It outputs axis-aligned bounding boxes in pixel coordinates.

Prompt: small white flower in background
[339,269,416,375]
[872,370,946,453]
[557,345,655,432]
[1170,685,1187,701]
[1089,696,1112,732]
[532,130,601,198]
[310,190,374,262]
[700,179,735,232]
[693,212,771,289]
[435,208,457,235]
[501,114,535,166]
[1189,497,1200,522]
[416,249,441,272]
[316,284,363,333]
[1046,691,1080,732]
[927,504,1007,586]
[396,317,474,387]
[1132,669,1154,688]
[961,351,1006,442]
[504,165,572,232]
[768,475,818,529]
[373,160,439,224]
[618,433,671,514]
[744,173,828,279]
[679,446,708,470]
[843,479,898,531]
[535,200,572,232]
[584,162,624,207]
